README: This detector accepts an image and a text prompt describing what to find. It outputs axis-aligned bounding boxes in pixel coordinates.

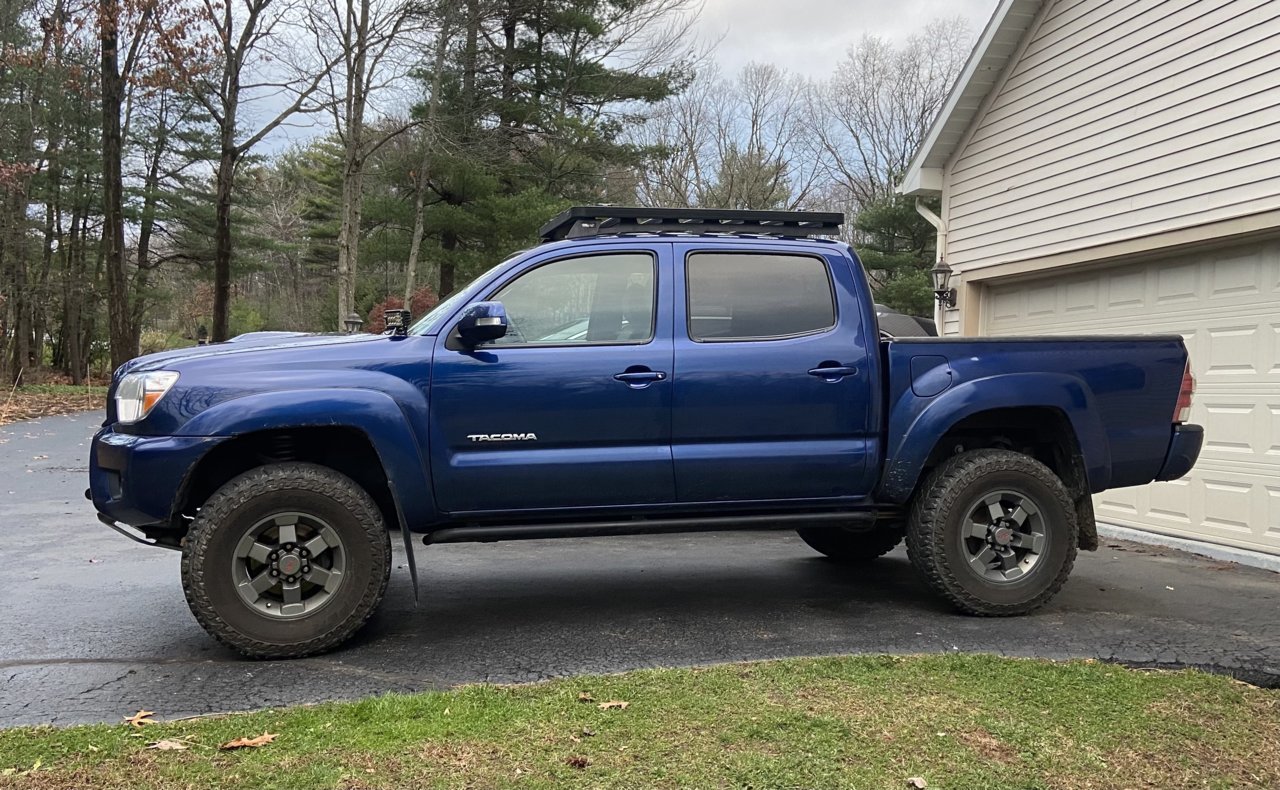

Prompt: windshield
[407,251,531,336]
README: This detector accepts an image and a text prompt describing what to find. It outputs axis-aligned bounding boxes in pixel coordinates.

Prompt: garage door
[981,239,1280,556]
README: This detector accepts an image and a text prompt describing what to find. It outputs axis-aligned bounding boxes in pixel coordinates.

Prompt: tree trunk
[101,0,133,367]
[212,150,236,341]
[403,4,452,305]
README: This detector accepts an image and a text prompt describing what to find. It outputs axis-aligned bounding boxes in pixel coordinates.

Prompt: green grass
[2,655,1276,789]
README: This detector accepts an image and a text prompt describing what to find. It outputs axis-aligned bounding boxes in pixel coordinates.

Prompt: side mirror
[456,301,509,346]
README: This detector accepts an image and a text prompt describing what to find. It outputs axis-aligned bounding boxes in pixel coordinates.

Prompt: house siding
[944,0,1280,271]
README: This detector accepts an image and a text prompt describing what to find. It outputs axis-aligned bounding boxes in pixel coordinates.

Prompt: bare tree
[177,0,344,341]
[402,0,452,307]
[814,17,971,208]
[633,63,821,211]
[314,0,418,329]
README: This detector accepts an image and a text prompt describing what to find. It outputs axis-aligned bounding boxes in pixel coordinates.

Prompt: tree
[314,0,417,330]
[633,63,821,211]
[852,194,938,316]
[178,0,343,341]
[814,17,971,207]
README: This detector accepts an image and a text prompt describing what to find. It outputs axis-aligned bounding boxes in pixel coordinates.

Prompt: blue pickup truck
[89,207,1203,658]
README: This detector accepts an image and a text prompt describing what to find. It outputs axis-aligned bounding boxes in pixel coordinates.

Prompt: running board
[423,510,882,545]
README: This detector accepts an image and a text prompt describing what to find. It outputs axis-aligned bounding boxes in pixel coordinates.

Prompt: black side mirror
[456,301,509,346]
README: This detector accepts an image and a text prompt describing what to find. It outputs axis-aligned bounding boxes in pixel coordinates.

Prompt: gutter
[915,200,948,330]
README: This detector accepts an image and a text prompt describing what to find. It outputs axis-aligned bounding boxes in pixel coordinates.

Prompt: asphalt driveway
[2,413,1278,727]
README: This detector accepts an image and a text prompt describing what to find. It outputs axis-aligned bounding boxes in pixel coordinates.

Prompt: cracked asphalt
[2,413,1278,728]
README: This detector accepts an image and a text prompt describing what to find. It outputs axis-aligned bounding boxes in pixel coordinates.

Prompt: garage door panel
[981,238,1280,555]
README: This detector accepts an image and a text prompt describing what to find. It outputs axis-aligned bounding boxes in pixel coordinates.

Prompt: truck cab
[90,207,1203,658]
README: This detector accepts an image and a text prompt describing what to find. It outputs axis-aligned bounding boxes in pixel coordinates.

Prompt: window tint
[686,253,835,341]
[490,253,655,345]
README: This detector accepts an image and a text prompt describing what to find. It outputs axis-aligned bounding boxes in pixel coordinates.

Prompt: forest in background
[0,0,970,383]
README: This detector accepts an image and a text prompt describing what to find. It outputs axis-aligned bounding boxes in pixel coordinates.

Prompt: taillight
[1174,360,1195,423]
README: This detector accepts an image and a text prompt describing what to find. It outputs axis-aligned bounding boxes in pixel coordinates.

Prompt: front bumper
[89,427,223,532]
[1154,423,1203,481]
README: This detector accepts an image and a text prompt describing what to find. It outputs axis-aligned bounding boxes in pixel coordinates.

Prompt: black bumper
[1154,423,1203,482]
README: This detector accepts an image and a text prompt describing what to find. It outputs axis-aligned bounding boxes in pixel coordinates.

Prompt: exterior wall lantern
[343,312,364,334]
[930,260,957,308]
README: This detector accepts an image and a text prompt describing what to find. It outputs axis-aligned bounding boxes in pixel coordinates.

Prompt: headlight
[115,371,179,424]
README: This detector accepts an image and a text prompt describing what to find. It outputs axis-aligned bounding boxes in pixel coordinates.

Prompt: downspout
[915,200,947,332]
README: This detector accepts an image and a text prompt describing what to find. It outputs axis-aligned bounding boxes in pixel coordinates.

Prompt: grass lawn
[1,655,1276,789]
[0,383,107,425]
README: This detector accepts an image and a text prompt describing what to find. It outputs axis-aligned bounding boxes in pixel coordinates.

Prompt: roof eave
[896,0,1045,196]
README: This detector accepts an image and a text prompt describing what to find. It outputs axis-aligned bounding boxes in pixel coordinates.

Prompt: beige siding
[945,0,1280,269]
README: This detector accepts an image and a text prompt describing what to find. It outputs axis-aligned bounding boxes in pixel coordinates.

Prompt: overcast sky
[693,0,998,78]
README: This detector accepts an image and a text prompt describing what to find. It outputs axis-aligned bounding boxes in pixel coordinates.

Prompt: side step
[424,510,886,545]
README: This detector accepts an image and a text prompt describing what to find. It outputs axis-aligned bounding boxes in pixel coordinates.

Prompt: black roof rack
[539,205,844,242]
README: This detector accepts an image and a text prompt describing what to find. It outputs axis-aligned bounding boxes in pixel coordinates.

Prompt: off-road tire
[796,523,904,562]
[906,449,1077,616]
[181,462,391,658]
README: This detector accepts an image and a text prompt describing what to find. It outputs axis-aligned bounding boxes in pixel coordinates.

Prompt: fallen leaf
[124,709,156,728]
[581,728,595,737]
[2,768,15,776]
[577,691,594,703]
[1165,586,1175,591]
[147,740,188,751]
[597,701,628,710]
[565,755,590,769]
[907,778,928,789]
[219,732,279,750]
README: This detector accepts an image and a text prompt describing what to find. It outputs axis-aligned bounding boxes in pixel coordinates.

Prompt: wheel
[906,449,1077,616]
[181,462,392,658]
[796,523,903,562]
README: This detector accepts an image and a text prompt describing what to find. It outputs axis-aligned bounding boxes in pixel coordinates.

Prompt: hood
[117,332,388,377]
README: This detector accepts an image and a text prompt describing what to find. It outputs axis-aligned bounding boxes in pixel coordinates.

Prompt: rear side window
[686,252,835,341]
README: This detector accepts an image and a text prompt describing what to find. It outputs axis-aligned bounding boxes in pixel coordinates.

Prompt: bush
[365,287,440,333]
[139,329,170,355]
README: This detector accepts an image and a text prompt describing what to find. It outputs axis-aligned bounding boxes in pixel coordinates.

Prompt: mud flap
[387,482,419,603]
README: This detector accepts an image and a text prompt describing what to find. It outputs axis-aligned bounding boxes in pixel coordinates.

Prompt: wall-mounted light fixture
[930,260,957,308]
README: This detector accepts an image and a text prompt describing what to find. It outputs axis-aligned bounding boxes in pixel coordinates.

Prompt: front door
[430,246,675,513]
[671,244,876,502]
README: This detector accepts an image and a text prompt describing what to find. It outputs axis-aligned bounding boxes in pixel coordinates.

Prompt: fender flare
[878,372,1111,503]
[176,388,437,532]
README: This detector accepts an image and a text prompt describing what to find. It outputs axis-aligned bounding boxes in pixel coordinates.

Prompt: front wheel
[906,449,1077,616]
[181,463,391,658]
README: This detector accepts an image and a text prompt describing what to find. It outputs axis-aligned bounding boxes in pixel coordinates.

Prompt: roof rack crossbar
[539,206,844,242]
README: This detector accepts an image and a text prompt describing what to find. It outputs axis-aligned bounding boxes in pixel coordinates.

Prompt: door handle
[613,369,667,388]
[808,364,858,380]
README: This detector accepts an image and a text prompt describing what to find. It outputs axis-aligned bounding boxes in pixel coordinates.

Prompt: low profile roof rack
[539,205,844,242]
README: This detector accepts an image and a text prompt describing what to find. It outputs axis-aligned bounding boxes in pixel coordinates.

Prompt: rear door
[429,244,675,513]
[671,243,877,502]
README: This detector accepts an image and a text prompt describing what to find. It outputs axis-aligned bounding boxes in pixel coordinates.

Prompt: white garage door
[981,239,1280,556]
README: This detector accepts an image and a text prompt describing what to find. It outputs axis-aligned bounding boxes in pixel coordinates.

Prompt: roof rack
[539,206,844,242]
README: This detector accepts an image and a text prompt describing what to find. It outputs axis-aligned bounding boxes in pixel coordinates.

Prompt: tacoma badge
[467,433,539,442]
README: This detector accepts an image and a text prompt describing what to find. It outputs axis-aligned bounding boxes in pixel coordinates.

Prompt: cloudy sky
[693,0,998,78]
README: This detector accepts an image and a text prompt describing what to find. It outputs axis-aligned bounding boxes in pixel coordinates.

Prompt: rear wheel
[181,463,391,658]
[796,523,904,562]
[906,449,1077,616]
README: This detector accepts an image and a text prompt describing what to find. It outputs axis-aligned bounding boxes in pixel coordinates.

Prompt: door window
[490,253,656,345]
[686,252,835,341]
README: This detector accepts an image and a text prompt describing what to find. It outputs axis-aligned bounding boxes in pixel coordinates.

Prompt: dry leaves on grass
[565,755,591,769]
[597,701,629,710]
[906,778,928,789]
[219,732,279,751]
[124,710,156,728]
[0,389,103,425]
[576,692,594,703]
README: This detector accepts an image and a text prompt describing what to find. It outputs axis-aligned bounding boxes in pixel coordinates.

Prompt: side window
[686,252,835,341]
[490,253,655,345]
